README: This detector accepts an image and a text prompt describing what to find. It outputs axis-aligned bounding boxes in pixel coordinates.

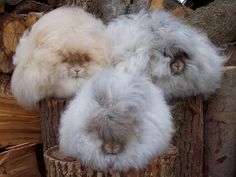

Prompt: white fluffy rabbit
[11,7,109,109]
[59,69,174,171]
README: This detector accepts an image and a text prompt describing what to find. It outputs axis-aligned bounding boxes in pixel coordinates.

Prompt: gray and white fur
[59,69,174,171]
[106,10,226,99]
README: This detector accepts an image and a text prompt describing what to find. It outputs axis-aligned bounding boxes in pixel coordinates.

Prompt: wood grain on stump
[170,96,204,177]
[2,14,25,56]
[38,98,69,150]
[204,67,236,177]
[0,13,25,73]
[0,12,41,73]
[44,145,177,177]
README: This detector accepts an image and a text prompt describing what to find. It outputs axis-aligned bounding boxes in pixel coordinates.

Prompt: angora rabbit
[59,69,174,171]
[11,7,109,109]
[106,10,226,99]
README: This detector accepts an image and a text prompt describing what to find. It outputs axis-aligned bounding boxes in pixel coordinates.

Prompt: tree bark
[14,1,51,14]
[48,0,103,18]
[170,96,204,177]
[44,145,177,177]
[48,0,151,22]
[224,42,236,66]
[38,98,69,150]
[97,0,151,22]
[203,67,236,177]
[185,0,236,46]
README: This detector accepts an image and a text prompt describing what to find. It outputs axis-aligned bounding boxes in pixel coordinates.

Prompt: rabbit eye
[61,58,67,63]
[105,115,112,119]
[163,51,168,57]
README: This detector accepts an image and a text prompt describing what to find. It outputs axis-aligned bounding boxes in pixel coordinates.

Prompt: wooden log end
[44,145,177,177]
[0,142,41,177]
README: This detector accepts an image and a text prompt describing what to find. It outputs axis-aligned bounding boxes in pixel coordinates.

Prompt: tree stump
[39,96,204,177]
[38,98,69,150]
[185,0,236,46]
[170,96,204,177]
[204,67,236,177]
[44,145,177,177]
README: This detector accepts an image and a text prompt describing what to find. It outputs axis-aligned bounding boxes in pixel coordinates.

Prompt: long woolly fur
[106,10,227,99]
[59,69,174,172]
[11,6,110,109]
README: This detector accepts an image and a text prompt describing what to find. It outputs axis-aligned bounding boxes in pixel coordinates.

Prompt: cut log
[170,96,204,177]
[204,67,236,177]
[0,13,25,73]
[14,1,51,14]
[0,3,4,13]
[0,74,41,147]
[44,145,177,177]
[38,98,69,150]
[0,49,13,73]
[0,12,40,73]
[150,0,165,11]
[185,0,236,46]
[25,12,43,28]
[0,142,40,177]
[5,0,23,6]
[1,14,25,56]
[171,6,192,18]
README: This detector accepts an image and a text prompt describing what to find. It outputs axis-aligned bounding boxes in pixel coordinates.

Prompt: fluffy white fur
[106,10,226,99]
[59,69,174,171]
[11,7,110,109]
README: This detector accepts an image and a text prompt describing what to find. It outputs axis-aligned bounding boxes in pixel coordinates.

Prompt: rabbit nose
[74,69,80,73]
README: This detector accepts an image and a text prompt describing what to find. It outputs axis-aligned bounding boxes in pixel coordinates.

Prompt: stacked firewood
[0,0,235,177]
